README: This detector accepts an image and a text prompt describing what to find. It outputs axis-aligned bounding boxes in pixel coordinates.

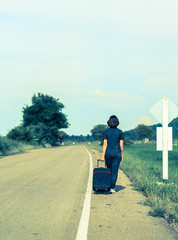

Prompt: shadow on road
[93,185,125,195]
[115,185,125,192]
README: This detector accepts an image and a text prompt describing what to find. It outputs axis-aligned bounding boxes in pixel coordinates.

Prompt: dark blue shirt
[103,128,124,151]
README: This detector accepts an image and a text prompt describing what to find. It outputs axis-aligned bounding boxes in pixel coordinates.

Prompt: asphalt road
[0,146,89,240]
[0,145,177,240]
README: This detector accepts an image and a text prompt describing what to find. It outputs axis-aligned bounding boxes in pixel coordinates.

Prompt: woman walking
[101,115,124,193]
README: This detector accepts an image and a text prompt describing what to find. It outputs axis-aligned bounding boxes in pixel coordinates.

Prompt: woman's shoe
[110,188,116,193]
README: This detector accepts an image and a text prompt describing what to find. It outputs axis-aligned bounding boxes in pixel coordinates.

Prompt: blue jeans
[105,150,121,189]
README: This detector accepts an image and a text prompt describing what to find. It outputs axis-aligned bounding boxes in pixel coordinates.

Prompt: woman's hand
[101,139,107,162]
[120,140,123,162]
[121,152,123,162]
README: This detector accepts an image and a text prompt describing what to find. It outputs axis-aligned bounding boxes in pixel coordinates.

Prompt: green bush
[7,126,34,143]
[0,136,21,155]
[0,136,35,155]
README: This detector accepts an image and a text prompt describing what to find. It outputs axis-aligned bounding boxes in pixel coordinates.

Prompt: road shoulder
[88,148,177,240]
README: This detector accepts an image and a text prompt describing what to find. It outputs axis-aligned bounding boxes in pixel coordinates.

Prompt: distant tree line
[89,117,178,144]
[89,124,133,146]
[65,134,93,142]
[124,117,178,141]
[3,92,178,150]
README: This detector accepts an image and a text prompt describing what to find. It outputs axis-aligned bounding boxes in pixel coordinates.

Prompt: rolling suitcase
[93,159,111,193]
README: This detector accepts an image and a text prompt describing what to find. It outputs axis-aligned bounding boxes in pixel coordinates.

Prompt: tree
[135,124,153,141]
[22,93,69,145]
[8,93,69,146]
[58,131,67,143]
[123,136,133,146]
[7,126,34,143]
[90,124,108,141]
[23,93,68,128]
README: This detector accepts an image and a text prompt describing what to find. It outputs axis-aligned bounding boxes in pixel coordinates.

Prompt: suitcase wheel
[94,188,98,194]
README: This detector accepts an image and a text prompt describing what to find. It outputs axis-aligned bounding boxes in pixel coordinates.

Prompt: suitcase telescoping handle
[97,159,106,168]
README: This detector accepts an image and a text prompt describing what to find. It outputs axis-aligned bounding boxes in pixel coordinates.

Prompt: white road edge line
[75,147,93,240]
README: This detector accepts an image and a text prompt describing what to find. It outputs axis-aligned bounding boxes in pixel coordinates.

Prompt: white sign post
[150,97,178,181]
[162,97,169,180]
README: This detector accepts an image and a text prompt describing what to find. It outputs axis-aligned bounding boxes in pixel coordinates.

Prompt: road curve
[0,146,90,240]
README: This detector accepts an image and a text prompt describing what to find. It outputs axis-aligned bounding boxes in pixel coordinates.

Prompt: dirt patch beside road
[88,148,177,240]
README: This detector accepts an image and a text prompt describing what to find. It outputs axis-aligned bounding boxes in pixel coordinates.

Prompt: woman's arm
[120,140,124,161]
[101,139,107,161]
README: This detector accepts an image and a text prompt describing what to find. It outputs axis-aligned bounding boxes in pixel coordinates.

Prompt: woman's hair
[107,115,119,128]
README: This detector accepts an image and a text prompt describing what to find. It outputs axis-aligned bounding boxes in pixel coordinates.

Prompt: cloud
[143,77,178,102]
[139,115,156,126]
[0,60,90,98]
[1,0,178,136]
[55,88,146,115]
[55,88,145,134]
[59,89,145,112]
[85,89,144,109]
[55,88,143,99]
[144,77,176,88]
[1,0,178,36]
[172,88,178,99]
[83,89,143,100]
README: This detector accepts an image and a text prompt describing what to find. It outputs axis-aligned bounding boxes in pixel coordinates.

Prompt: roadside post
[150,97,178,181]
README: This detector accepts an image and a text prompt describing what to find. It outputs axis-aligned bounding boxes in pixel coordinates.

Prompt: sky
[0,0,178,136]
